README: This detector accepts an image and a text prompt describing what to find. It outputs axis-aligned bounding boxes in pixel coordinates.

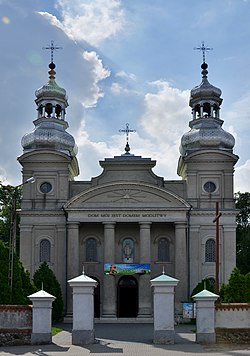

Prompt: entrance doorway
[117,276,138,318]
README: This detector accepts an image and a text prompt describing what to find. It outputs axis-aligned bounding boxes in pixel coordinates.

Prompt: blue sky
[1,0,250,192]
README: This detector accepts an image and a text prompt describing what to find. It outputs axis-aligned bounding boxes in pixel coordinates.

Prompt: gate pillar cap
[193,288,219,301]
[68,272,97,288]
[28,289,56,301]
[151,273,179,287]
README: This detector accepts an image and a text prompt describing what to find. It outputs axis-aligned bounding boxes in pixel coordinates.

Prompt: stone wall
[0,305,32,346]
[215,303,250,344]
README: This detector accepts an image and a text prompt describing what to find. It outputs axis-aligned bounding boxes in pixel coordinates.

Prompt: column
[193,289,219,344]
[68,272,97,345]
[28,290,55,345]
[66,222,79,315]
[151,273,179,344]
[175,222,188,310]
[102,222,116,318]
[200,104,203,117]
[138,222,152,317]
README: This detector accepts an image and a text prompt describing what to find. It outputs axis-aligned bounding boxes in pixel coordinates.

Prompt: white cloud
[116,70,136,81]
[235,160,250,192]
[39,0,126,46]
[140,80,190,141]
[81,51,110,107]
[109,80,191,180]
[110,82,126,94]
[37,11,64,30]
[110,82,137,95]
[224,91,250,127]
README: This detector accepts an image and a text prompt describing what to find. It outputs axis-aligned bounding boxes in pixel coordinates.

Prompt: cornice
[19,210,65,217]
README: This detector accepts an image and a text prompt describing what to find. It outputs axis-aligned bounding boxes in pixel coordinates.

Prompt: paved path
[0,324,250,356]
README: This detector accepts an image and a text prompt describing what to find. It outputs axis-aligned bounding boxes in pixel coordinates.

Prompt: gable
[64,182,190,210]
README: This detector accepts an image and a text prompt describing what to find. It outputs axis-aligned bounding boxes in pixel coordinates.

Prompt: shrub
[0,240,34,304]
[219,267,250,303]
[33,262,63,322]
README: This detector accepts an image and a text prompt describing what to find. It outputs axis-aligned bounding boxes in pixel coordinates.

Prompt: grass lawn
[52,327,63,336]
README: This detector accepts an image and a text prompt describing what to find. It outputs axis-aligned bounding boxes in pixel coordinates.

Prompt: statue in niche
[122,238,134,263]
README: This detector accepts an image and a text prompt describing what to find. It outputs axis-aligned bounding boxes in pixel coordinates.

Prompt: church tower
[177,60,238,291]
[18,58,79,296]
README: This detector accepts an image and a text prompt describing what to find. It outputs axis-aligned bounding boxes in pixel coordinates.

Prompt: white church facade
[18,58,238,319]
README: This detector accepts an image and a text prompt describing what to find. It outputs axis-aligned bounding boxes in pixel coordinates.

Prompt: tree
[235,192,250,274]
[0,240,34,304]
[0,183,21,251]
[219,267,250,303]
[33,262,64,322]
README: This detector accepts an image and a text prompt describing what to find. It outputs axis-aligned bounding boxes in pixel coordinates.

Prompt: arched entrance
[90,276,100,318]
[117,276,138,318]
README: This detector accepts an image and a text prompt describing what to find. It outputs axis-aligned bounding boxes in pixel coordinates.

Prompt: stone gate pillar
[150,272,179,344]
[68,270,97,345]
[28,290,55,345]
[192,289,219,344]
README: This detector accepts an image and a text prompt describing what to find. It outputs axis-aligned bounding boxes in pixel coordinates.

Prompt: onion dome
[180,62,235,156]
[189,62,222,114]
[21,62,77,157]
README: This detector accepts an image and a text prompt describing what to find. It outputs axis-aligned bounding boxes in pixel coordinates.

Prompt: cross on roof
[43,40,62,63]
[119,123,136,144]
[194,41,213,63]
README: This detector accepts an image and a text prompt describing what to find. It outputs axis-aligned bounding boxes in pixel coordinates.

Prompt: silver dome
[180,117,235,156]
[21,62,77,157]
[22,120,78,157]
[179,62,235,156]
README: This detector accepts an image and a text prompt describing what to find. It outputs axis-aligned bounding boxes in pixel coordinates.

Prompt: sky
[0,0,250,192]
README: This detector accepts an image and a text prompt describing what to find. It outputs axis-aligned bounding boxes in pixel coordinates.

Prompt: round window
[203,181,216,193]
[40,182,52,194]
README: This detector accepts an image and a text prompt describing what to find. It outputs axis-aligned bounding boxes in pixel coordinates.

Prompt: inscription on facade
[87,213,168,218]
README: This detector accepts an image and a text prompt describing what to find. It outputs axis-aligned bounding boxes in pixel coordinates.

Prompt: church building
[18,55,238,319]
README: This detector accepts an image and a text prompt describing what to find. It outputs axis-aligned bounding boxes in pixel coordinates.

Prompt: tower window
[158,238,170,262]
[86,238,97,262]
[203,181,216,193]
[40,182,52,194]
[40,239,51,262]
[205,239,215,262]
[45,103,53,117]
[207,277,216,292]
[55,104,62,118]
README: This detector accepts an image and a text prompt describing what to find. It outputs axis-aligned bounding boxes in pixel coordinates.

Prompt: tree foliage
[235,192,250,274]
[219,267,250,303]
[33,262,64,322]
[0,183,21,251]
[0,240,35,304]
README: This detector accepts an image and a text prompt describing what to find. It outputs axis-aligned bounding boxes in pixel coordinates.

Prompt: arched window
[205,239,215,262]
[40,239,51,262]
[207,277,216,292]
[158,238,170,262]
[122,238,134,263]
[86,238,97,262]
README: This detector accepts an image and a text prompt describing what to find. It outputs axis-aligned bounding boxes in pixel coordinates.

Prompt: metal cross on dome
[194,41,213,63]
[43,40,62,63]
[119,123,136,145]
